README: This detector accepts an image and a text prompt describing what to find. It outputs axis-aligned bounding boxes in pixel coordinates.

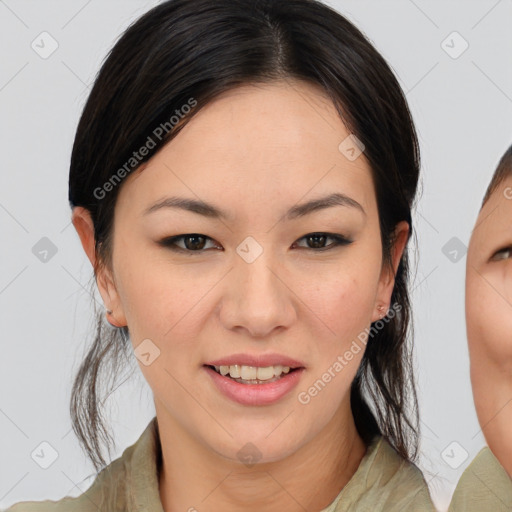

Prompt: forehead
[118,80,376,219]
[163,81,357,163]
[469,175,512,249]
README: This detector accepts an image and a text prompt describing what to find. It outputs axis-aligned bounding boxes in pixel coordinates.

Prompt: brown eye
[491,246,512,261]
[293,232,353,251]
[158,234,221,253]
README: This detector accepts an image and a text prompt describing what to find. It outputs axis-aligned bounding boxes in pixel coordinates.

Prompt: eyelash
[491,246,512,261]
[157,232,353,254]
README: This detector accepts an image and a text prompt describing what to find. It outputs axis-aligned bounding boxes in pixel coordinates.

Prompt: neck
[156,398,368,512]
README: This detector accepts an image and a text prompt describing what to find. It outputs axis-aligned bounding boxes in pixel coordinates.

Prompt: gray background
[1,1,511,510]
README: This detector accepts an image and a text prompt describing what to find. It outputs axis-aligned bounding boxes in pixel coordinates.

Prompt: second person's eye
[491,246,512,261]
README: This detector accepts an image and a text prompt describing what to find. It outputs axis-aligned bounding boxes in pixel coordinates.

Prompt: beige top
[448,446,512,511]
[3,416,435,511]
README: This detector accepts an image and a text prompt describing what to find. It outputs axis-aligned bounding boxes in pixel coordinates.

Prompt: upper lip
[205,353,305,369]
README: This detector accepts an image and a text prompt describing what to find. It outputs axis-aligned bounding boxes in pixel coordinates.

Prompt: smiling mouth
[204,364,301,384]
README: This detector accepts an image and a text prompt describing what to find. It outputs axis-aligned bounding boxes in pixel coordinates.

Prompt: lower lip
[203,365,305,406]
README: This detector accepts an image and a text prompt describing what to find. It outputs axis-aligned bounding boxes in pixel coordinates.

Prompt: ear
[371,220,409,322]
[71,207,127,327]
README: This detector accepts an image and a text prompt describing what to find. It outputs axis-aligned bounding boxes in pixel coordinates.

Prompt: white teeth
[256,366,274,380]
[214,364,292,380]
[230,365,241,378]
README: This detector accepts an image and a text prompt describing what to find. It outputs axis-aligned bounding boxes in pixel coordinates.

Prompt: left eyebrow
[142,192,366,221]
[285,192,366,220]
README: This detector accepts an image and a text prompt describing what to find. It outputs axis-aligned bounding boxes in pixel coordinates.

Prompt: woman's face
[82,80,406,463]
[466,175,512,470]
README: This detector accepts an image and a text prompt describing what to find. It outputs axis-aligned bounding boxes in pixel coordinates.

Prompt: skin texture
[466,175,512,477]
[72,80,409,511]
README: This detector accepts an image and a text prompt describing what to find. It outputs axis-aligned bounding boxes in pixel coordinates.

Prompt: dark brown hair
[68,0,421,472]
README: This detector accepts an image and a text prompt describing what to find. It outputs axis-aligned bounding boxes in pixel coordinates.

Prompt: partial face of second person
[466,173,512,476]
[75,80,407,470]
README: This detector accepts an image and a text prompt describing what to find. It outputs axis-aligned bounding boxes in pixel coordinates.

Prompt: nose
[218,247,297,338]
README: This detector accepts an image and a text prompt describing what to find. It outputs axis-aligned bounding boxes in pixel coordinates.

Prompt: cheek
[504,262,512,304]
[467,266,512,364]
[114,247,209,347]
[115,258,214,396]
[301,259,379,347]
